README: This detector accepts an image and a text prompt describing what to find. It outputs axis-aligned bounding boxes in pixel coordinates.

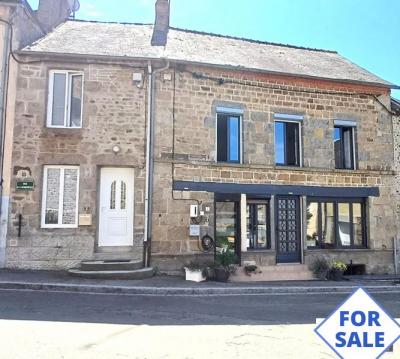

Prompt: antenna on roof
[70,0,80,19]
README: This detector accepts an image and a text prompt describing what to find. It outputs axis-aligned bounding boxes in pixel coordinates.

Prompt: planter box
[185,268,206,282]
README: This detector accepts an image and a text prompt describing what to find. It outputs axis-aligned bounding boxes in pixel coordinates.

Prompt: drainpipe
[0,20,11,267]
[143,60,170,268]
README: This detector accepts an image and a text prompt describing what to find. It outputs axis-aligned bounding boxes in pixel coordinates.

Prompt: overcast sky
[28,0,400,98]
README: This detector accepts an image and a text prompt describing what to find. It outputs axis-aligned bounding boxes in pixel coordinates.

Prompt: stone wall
[394,114,400,222]
[151,65,398,273]
[6,59,399,273]
[6,61,147,269]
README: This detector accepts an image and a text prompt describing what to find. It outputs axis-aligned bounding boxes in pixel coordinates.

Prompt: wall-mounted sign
[16,181,35,190]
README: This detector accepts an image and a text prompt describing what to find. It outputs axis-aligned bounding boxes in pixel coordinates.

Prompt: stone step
[68,267,155,280]
[93,252,140,261]
[80,260,143,272]
[231,264,315,282]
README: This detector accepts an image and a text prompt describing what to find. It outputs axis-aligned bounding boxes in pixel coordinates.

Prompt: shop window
[306,198,366,249]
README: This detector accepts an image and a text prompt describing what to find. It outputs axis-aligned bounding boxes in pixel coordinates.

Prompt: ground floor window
[215,201,238,253]
[246,202,271,249]
[41,165,80,228]
[306,198,366,249]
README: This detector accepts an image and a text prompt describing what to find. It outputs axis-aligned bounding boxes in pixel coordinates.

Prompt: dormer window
[47,70,83,128]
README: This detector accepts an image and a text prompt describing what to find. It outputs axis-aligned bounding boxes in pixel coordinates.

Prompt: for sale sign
[315,288,400,359]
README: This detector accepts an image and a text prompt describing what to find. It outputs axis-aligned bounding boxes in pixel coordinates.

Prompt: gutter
[143,60,170,268]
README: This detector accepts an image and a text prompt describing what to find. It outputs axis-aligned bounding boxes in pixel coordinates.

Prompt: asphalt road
[0,289,399,325]
[0,290,399,359]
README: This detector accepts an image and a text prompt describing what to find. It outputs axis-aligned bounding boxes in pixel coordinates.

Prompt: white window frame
[273,114,303,167]
[47,70,84,129]
[41,165,80,229]
[215,108,244,164]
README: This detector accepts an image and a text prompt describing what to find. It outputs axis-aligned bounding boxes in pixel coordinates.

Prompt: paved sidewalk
[0,269,399,296]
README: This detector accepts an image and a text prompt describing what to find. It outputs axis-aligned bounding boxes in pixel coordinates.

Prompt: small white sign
[315,287,400,359]
[189,225,200,237]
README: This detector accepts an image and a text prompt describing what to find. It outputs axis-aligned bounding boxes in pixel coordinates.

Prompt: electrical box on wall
[190,205,198,218]
[189,225,200,237]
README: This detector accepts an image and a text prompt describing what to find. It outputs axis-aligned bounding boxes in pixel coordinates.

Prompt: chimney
[151,0,170,46]
[36,0,78,32]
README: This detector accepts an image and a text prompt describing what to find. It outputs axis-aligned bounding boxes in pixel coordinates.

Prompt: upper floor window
[41,165,80,228]
[47,70,83,128]
[274,114,303,167]
[334,121,356,170]
[216,112,241,163]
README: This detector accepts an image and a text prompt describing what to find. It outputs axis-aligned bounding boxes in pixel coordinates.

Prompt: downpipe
[143,60,170,268]
[0,19,11,219]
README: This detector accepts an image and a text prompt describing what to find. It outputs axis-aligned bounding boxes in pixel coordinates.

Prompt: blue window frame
[334,126,355,170]
[217,114,241,163]
[275,121,301,166]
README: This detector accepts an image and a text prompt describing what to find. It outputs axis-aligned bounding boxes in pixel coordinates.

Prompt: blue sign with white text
[315,288,400,359]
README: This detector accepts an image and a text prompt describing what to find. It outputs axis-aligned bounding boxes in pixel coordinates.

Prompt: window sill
[41,127,84,138]
[306,248,370,252]
[244,249,275,253]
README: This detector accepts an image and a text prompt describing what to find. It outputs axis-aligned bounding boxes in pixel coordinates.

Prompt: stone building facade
[3,0,399,275]
[150,67,397,274]
[0,0,76,268]
[392,98,400,223]
[7,61,147,268]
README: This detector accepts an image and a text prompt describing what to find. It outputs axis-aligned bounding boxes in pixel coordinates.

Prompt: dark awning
[173,181,379,198]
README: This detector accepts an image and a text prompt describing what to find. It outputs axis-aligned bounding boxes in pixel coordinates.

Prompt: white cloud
[79,1,104,18]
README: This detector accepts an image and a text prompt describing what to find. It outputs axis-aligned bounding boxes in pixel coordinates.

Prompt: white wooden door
[99,168,134,247]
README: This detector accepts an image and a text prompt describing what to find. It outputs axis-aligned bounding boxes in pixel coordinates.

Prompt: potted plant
[214,251,239,282]
[329,260,348,281]
[184,261,206,282]
[309,257,330,280]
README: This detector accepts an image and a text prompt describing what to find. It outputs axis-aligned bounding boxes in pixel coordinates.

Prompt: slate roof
[392,98,400,115]
[22,20,395,88]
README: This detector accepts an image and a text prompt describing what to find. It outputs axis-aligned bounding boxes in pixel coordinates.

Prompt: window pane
[334,127,343,168]
[70,75,83,127]
[306,202,319,247]
[216,202,237,253]
[256,204,267,248]
[121,181,127,210]
[51,73,66,126]
[338,203,351,246]
[353,203,363,246]
[343,128,353,169]
[217,115,228,162]
[246,204,254,248]
[286,122,299,166]
[110,181,116,210]
[275,121,285,165]
[321,202,335,248]
[45,168,60,224]
[62,169,78,225]
[228,116,240,162]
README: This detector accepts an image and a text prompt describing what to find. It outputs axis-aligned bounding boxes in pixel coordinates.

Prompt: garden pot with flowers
[329,260,348,281]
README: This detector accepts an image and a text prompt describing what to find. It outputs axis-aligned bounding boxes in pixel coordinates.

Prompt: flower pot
[214,267,230,282]
[329,269,344,281]
[205,267,215,281]
[185,268,206,282]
